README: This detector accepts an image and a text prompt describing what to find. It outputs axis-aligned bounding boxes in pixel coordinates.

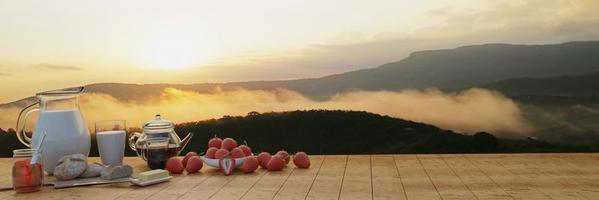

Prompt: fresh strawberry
[293,152,311,168]
[240,156,259,173]
[276,150,290,164]
[257,152,271,169]
[206,147,219,159]
[185,156,203,173]
[267,155,286,171]
[230,147,245,158]
[222,138,238,151]
[208,135,223,149]
[215,149,230,159]
[165,157,184,174]
[182,152,198,168]
[238,145,252,156]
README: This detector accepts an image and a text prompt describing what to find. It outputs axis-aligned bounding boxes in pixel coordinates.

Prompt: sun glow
[139,30,217,70]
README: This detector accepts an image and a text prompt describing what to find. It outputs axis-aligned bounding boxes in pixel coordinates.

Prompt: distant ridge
[485,72,599,98]
[3,41,599,105]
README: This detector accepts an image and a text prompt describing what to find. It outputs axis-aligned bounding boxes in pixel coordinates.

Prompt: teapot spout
[178,132,194,155]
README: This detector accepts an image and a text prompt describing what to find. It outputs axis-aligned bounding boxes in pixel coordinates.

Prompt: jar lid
[143,114,174,130]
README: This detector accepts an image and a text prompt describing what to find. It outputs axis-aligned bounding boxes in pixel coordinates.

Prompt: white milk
[30,110,91,174]
[96,130,126,166]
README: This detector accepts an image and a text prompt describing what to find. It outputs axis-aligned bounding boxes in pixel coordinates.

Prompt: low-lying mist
[0,88,532,136]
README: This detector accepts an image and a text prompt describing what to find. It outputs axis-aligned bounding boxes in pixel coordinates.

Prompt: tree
[472,132,498,153]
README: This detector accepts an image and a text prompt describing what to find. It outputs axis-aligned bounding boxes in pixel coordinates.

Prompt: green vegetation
[0,110,596,157]
[174,110,597,155]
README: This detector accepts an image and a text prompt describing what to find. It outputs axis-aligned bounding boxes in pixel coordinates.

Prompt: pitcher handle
[15,102,39,147]
[128,132,142,151]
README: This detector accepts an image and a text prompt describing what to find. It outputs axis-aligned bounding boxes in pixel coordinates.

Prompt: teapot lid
[143,114,174,130]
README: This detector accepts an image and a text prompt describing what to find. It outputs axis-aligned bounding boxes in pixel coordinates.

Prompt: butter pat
[138,169,169,182]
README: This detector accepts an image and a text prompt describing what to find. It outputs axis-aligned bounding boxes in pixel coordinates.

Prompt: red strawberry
[222,138,238,151]
[215,149,230,159]
[206,147,219,159]
[185,156,203,173]
[182,152,198,168]
[218,158,236,176]
[257,152,271,169]
[238,145,252,156]
[240,156,259,173]
[208,136,223,149]
[276,150,290,164]
[293,152,310,168]
[165,157,184,174]
[231,147,245,158]
[267,155,286,171]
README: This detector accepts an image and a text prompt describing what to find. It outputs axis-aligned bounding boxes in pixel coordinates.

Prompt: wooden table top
[0,153,598,200]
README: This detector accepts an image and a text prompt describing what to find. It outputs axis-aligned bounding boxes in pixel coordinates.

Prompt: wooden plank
[440,154,513,200]
[371,155,406,200]
[145,171,214,200]
[394,155,442,200]
[273,155,325,200]
[305,155,348,200]
[497,154,585,200]
[208,168,267,200]
[538,154,599,199]
[418,154,476,200]
[465,154,552,199]
[177,169,236,200]
[239,159,295,200]
[339,155,372,200]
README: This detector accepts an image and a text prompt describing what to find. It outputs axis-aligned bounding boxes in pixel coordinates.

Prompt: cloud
[188,0,599,81]
[37,63,83,71]
[0,88,533,137]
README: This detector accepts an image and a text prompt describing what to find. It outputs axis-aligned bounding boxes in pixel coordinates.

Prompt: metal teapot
[128,114,193,164]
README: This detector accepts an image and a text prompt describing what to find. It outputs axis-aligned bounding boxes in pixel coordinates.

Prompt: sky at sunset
[1,0,599,103]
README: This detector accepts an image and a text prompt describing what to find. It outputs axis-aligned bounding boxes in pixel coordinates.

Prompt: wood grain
[0,154,598,200]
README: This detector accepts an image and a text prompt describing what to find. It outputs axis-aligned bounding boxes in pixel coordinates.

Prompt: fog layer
[0,88,532,136]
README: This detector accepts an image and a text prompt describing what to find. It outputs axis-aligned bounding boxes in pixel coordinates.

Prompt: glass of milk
[95,120,127,166]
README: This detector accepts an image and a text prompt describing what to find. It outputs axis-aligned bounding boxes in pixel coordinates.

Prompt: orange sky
[1,0,598,103]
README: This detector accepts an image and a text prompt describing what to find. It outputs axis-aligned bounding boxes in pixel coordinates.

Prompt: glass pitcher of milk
[15,86,91,175]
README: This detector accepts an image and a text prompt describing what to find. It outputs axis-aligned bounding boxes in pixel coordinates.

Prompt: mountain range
[3,41,598,105]
[2,41,599,145]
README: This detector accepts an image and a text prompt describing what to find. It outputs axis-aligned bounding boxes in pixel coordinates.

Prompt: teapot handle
[128,132,142,152]
[15,102,39,148]
[177,132,194,155]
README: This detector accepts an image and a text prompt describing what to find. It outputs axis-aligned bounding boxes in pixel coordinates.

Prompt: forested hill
[0,110,594,157]
[174,110,594,155]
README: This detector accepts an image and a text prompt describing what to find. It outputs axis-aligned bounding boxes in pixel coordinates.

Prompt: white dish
[130,176,173,186]
[201,156,248,168]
